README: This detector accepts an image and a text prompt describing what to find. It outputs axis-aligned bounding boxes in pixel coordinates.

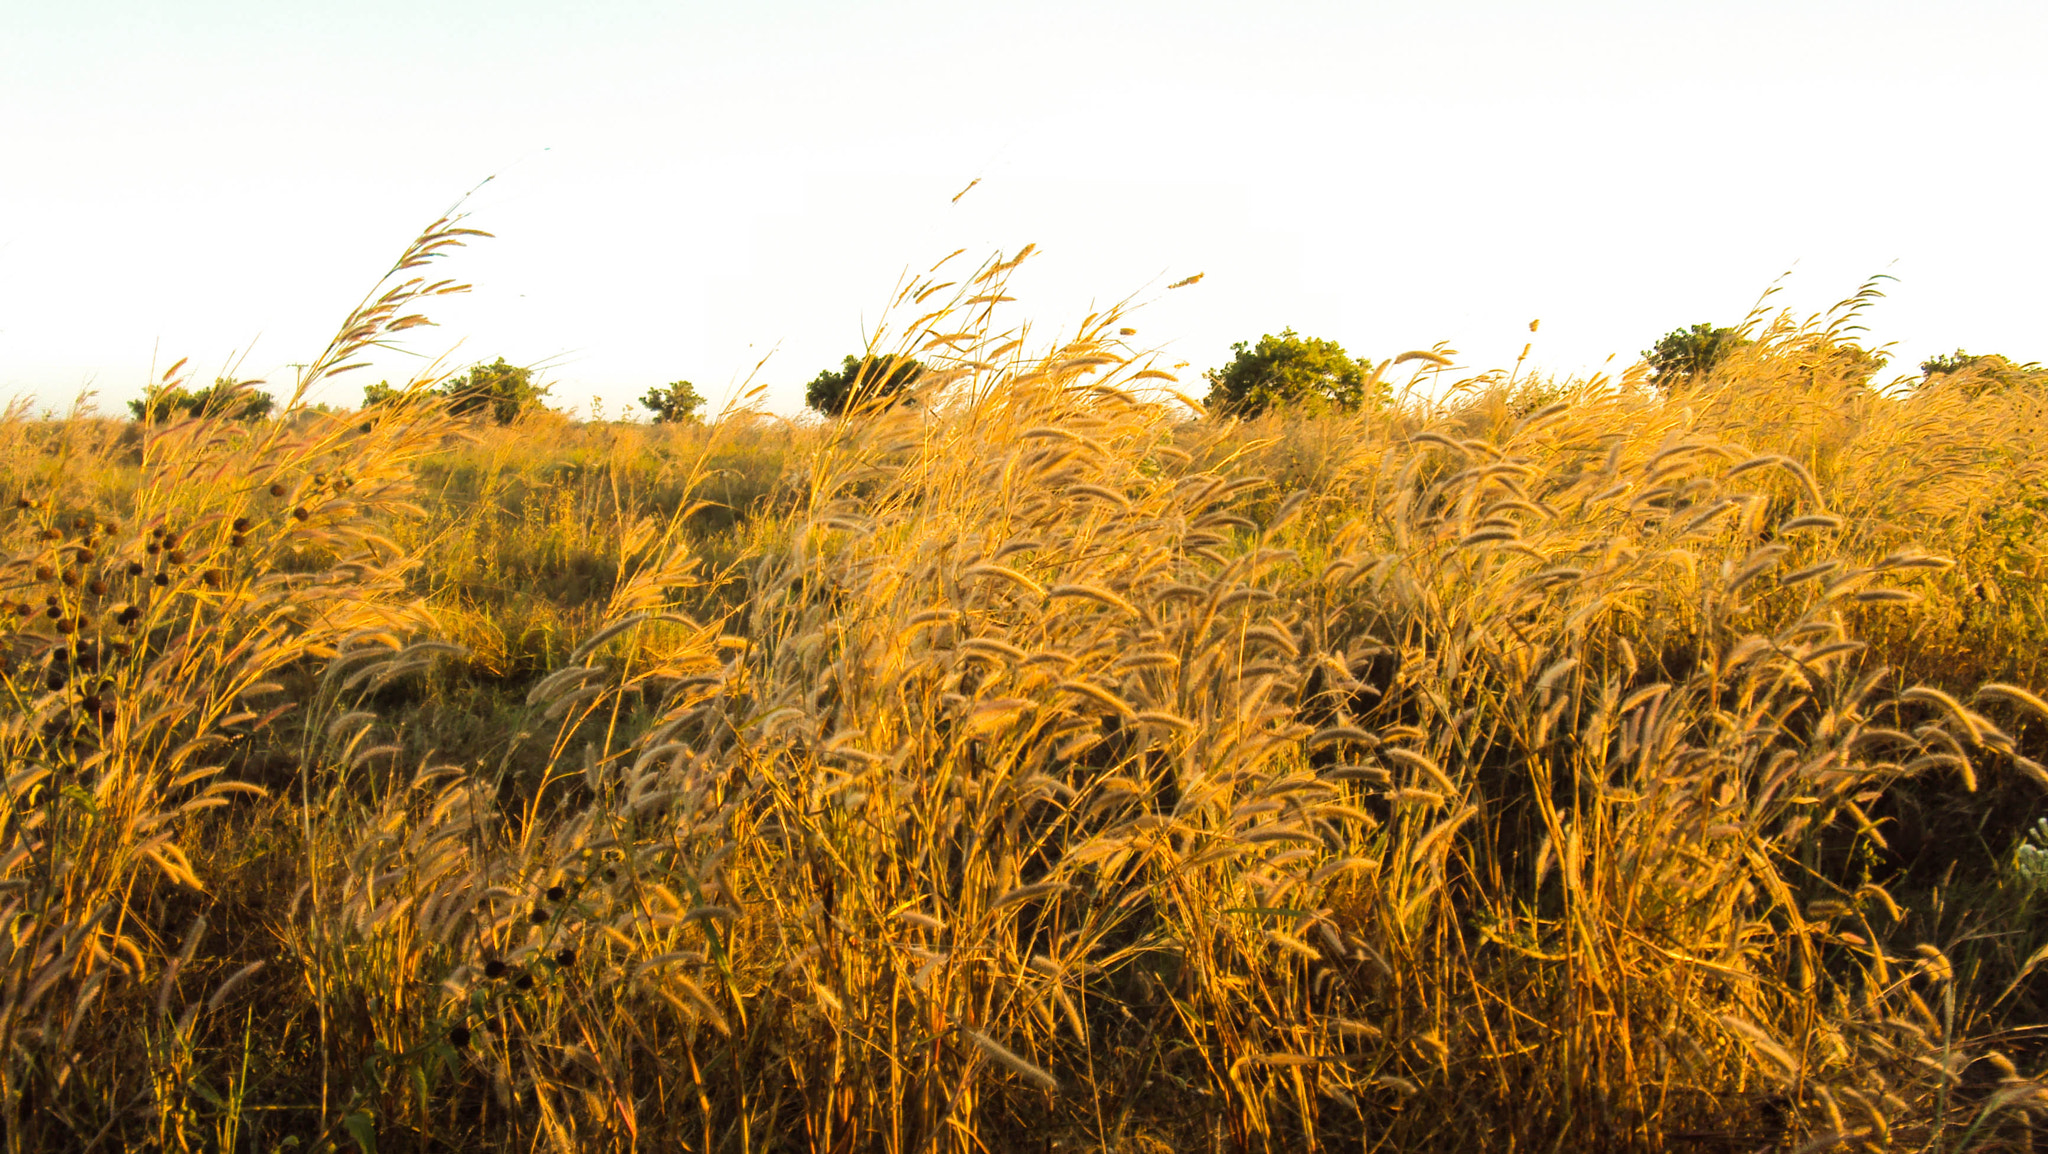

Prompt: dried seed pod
[546,885,566,902]
[232,517,251,533]
[554,947,576,966]
[292,507,310,522]
[268,483,287,498]
[34,566,52,582]
[167,550,186,565]
[482,960,507,980]
[152,573,169,588]
[88,580,107,597]
[125,561,144,577]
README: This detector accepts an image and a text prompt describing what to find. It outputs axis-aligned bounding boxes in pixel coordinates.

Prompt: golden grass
[1,226,2046,1150]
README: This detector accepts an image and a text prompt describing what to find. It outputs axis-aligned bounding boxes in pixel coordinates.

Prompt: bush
[639,380,707,425]
[1920,349,2048,398]
[1642,323,1750,391]
[363,357,551,425]
[1201,329,1380,417]
[128,378,275,422]
[804,353,924,417]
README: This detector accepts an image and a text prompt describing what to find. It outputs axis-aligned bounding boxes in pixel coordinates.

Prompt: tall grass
[1,227,2046,1151]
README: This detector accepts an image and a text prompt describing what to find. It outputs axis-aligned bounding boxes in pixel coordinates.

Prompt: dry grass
[1,225,2047,1151]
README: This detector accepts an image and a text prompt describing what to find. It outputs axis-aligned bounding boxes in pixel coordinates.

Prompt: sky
[2,0,2043,417]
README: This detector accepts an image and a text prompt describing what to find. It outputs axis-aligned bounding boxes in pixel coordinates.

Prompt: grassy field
[5,220,2048,1152]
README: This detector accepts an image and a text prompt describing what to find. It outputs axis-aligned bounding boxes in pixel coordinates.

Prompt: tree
[640,380,707,424]
[1201,329,1380,418]
[128,378,274,422]
[363,358,551,424]
[444,357,550,425]
[805,354,924,417]
[1642,323,1750,391]
[1919,350,2048,398]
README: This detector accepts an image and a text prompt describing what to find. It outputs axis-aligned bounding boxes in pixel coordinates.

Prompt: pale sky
[3,0,2043,417]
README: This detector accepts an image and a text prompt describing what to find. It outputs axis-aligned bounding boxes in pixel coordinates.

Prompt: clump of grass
[4,235,2048,1151]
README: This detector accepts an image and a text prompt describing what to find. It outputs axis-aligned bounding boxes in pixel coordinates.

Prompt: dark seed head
[45,604,61,619]
[483,960,507,980]
[554,947,576,967]
[45,670,64,690]
[125,561,143,577]
[448,1025,471,1047]
[71,518,90,532]
[603,868,617,882]
[202,570,222,589]
[529,909,548,925]
[162,533,179,550]
[514,974,534,991]
[34,566,52,582]
[39,529,60,543]
[546,885,566,902]
[268,483,286,498]
[54,619,72,635]
[88,580,107,597]
[292,507,310,522]
[152,573,169,588]
[146,543,160,556]
[80,694,100,713]
[229,534,245,548]
[13,604,30,619]
[118,606,141,626]
[167,550,186,565]
[232,517,251,533]
[75,547,94,563]
[60,571,78,587]
[149,526,164,540]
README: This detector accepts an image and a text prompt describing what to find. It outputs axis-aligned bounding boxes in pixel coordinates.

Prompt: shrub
[128,377,275,422]
[1201,329,1380,417]
[639,379,707,424]
[1642,323,1750,391]
[804,353,924,417]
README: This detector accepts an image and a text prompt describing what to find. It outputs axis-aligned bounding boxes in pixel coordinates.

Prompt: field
[4,219,2048,1152]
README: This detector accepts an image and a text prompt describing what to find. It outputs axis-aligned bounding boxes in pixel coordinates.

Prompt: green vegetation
[6,225,2048,1151]
[1642,322,1751,391]
[804,351,924,416]
[1201,328,1381,417]
[1921,349,2048,397]
[638,378,707,424]
[128,376,276,421]
[365,356,551,424]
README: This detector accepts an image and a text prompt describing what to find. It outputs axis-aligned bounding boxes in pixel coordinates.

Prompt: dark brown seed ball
[13,497,28,510]
[71,518,89,532]
[529,909,548,925]
[554,947,576,967]
[88,580,107,597]
[514,974,534,991]
[152,573,169,588]
[14,604,30,619]
[118,606,141,626]
[448,1025,471,1048]
[229,535,246,548]
[146,543,160,556]
[54,619,73,635]
[44,604,60,619]
[162,533,180,550]
[39,529,60,543]
[75,548,94,563]
[34,566,52,582]
[45,670,64,690]
[546,885,566,902]
[44,594,58,607]
[292,507,310,522]
[232,517,251,534]
[482,960,507,980]
[268,483,286,498]
[73,615,88,630]
[201,570,222,589]
[125,561,143,577]
[80,694,101,713]
[167,550,186,566]
[60,572,78,588]
[149,526,163,540]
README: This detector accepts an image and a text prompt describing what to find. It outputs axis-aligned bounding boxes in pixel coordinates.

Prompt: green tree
[1643,323,1750,391]
[805,354,924,417]
[444,357,550,425]
[640,380,707,424]
[1201,329,1380,418]
[1919,350,2048,398]
[128,378,274,422]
